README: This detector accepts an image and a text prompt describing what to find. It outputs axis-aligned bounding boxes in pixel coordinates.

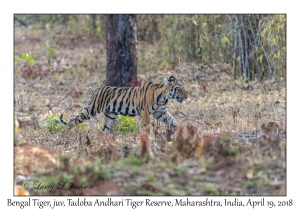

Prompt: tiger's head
[165,76,188,103]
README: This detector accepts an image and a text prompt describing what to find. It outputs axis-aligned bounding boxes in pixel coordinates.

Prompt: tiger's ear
[164,76,176,88]
[168,76,176,82]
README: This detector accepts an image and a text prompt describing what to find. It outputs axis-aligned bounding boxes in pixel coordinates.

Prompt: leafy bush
[40,114,88,133]
[115,116,138,133]
[14,52,37,64]
[40,114,66,133]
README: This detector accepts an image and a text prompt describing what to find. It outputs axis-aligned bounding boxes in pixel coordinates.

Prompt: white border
[2,0,299,209]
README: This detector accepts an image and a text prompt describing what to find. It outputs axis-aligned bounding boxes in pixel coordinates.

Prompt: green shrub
[115,116,138,133]
[40,114,65,132]
[14,52,37,64]
[40,114,88,133]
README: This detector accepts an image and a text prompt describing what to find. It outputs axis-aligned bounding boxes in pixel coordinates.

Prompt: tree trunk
[104,14,137,87]
[91,14,96,35]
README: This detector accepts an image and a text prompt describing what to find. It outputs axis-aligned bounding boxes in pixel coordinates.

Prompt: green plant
[79,177,87,183]
[203,183,220,196]
[165,179,172,185]
[147,174,156,183]
[39,41,55,58]
[122,156,144,167]
[139,189,153,196]
[85,161,94,171]
[115,115,138,133]
[94,170,110,180]
[40,114,88,133]
[174,166,187,176]
[205,163,212,170]
[40,114,67,133]
[14,52,37,64]
[132,166,140,174]
[74,123,88,132]
[61,172,73,183]
[245,178,264,188]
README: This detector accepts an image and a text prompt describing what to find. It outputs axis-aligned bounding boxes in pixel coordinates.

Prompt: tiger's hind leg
[141,110,151,133]
[60,105,97,132]
[103,112,118,132]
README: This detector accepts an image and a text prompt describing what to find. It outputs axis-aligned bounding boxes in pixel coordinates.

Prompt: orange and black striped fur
[60,76,187,133]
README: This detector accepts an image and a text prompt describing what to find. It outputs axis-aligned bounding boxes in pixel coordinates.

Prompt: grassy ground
[14,28,286,195]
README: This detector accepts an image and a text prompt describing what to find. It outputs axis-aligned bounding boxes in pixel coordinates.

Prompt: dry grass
[14,28,286,196]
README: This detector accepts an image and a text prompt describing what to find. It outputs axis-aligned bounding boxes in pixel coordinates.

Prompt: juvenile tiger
[60,76,187,133]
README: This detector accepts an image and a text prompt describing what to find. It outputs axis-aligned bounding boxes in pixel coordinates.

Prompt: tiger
[60,76,187,133]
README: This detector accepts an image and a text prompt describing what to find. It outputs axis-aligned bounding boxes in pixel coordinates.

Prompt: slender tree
[104,14,137,87]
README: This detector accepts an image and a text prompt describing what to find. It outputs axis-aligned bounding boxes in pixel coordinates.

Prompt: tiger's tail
[60,114,68,125]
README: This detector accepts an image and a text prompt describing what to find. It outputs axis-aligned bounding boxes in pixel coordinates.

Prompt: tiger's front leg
[103,112,118,132]
[153,110,177,132]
